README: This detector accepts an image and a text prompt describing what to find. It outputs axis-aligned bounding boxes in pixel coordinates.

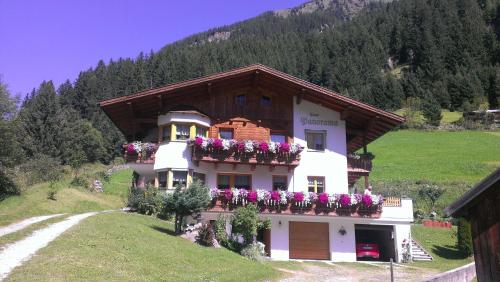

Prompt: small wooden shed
[445,169,500,282]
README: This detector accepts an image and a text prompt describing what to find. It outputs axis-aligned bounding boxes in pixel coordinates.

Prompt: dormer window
[261,95,271,106]
[235,94,246,106]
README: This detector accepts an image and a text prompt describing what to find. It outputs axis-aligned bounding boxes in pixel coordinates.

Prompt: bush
[16,154,64,187]
[457,217,473,256]
[196,223,215,246]
[422,97,442,126]
[47,189,57,201]
[128,185,165,216]
[241,242,266,261]
[70,176,89,188]
[214,214,229,246]
[231,204,271,246]
[0,170,20,200]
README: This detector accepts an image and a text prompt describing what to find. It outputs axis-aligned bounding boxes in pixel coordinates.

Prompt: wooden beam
[296,88,305,104]
[346,116,379,151]
[340,106,353,120]
[157,94,164,114]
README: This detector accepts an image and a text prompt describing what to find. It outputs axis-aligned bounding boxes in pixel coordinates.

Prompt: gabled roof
[100,64,404,152]
[445,169,500,217]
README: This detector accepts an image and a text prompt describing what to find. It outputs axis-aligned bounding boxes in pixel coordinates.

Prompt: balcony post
[167,169,173,189]
[154,172,159,188]
[364,175,369,189]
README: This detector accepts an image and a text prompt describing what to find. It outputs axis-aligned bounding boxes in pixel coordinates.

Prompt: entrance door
[289,222,330,260]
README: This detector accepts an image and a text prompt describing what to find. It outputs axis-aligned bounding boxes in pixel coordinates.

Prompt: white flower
[290,144,301,154]
[268,142,277,154]
[133,141,142,153]
[222,139,231,151]
[244,140,254,153]
[201,139,209,149]
[231,188,240,204]
[371,195,380,205]
[351,194,359,205]
[279,190,288,204]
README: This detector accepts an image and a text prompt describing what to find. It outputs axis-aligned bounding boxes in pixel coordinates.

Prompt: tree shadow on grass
[432,244,467,260]
[150,225,177,236]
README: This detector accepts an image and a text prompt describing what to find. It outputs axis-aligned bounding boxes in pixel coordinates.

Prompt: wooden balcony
[191,147,300,170]
[206,198,382,218]
[347,154,373,186]
[122,143,158,164]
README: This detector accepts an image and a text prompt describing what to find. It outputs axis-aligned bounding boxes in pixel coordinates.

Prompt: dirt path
[0,214,65,237]
[0,212,98,281]
[278,262,437,282]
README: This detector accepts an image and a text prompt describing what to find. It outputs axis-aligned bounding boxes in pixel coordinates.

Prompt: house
[100,64,413,262]
[445,169,500,281]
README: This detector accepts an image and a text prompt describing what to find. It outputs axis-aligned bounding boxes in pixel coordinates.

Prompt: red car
[356,243,380,259]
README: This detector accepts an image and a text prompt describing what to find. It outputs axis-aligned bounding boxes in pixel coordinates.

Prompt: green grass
[0,215,67,249]
[411,225,473,271]
[393,109,462,125]
[368,130,500,184]
[0,165,132,226]
[5,212,280,282]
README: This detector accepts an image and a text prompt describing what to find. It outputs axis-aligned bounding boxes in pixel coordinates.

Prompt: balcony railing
[347,153,373,172]
[123,142,158,164]
[206,189,383,218]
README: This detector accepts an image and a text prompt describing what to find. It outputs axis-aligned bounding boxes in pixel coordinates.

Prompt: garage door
[289,222,330,260]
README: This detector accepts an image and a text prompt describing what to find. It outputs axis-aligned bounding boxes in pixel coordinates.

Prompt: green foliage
[422,96,443,126]
[214,214,229,246]
[241,242,266,261]
[418,184,445,213]
[457,218,473,257]
[16,154,64,187]
[162,180,211,233]
[128,185,165,216]
[231,204,271,246]
[47,189,57,201]
[196,223,215,246]
[0,169,19,200]
[70,176,89,188]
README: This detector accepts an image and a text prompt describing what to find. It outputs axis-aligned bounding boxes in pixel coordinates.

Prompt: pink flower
[127,144,136,154]
[236,141,245,152]
[294,192,304,202]
[280,142,290,153]
[247,191,257,202]
[213,139,223,150]
[362,195,373,207]
[259,141,269,153]
[339,194,351,207]
[194,137,203,147]
[223,189,233,201]
[319,193,329,204]
[271,191,280,201]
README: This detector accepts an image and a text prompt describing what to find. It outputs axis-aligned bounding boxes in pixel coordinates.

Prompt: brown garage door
[289,222,330,260]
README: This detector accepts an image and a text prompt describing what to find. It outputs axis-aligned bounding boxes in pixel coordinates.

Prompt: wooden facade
[446,169,500,282]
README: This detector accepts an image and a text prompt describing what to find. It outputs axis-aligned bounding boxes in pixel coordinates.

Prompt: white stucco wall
[157,112,210,127]
[292,97,348,194]
[154,141,194,171]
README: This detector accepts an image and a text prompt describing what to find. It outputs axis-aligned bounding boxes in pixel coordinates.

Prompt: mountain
[9,0,500,164]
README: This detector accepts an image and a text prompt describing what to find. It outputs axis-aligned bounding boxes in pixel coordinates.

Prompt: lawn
[0,166,132,226]
[368,130,500,184]
[5,212,280,282]
[411,225,473,272]
[393,109,462,125]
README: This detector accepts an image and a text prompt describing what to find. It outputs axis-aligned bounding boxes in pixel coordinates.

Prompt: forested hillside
[2,0,500,195]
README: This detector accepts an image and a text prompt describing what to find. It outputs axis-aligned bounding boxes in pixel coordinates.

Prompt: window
[235,94,246,106]
[305,130,326,151]
[308,176,325,193]
[196,126,207,137]
[217,174,252,190]
[273,176,288,191]
[260,95,271,106]
[173,171,188,188]
[219,128,234,139]
[158,171,167,189]
[176,124,190,140]
[193,172,206,184]
[270,133,286,143]
[162,125,171,141]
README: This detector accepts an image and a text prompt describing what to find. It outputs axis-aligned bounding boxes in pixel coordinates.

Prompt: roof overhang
[445,169,500,217]
[100,64,404,152]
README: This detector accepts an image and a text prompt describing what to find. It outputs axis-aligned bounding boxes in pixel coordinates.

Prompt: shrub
[214,214,229,246]
[422,97,442,126]
[0,170,19,200]
[241,242,266,261]
[16,154,64,187]
[196,223,215,246]
[163,180,211,234]
[128,185,165,216]
[457,217,473,256]
[47,189,57,201]
[231,204,271,246]
[70,176,89,188]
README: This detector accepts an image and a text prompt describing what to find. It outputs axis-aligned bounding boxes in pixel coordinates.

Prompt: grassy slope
[0,166,132,226]
[412,225,473,271]
[393,109,462,125]
[368,130,500,184]
[6,212,280,282]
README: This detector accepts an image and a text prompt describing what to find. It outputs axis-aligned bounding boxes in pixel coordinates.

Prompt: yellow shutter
[314,179,318,193]
[189,124,196,139]
[170,124,177,141]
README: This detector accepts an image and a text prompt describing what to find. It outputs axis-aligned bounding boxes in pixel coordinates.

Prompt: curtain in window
[176,124,190,140]
[217,175,230,189]
[235,175,250,189]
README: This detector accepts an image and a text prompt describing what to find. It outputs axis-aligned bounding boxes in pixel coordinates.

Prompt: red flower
[247,191,257,202]
[213,139,223,150]
[294,192,304,202]
[319,193,329,204]
[362,194,373,207]
[236,141,245,152]
[127,144,136,154]
[194,137,203,147]
[339,194,351,207]
[271,191,280,201]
